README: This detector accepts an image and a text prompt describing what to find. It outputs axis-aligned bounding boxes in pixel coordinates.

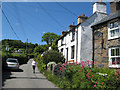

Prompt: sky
[2,2,110,45]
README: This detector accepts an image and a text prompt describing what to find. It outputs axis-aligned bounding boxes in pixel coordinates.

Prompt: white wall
[78,12,107,63]
[58,29,77,63]
[93,3,107,14]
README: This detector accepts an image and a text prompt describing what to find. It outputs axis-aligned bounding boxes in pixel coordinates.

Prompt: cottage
[92,1,120,68]
[58,1,108,64]
[77,2,107,63]
[58,22,78,64]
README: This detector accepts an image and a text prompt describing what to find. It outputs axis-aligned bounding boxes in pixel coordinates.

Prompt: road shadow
[2,68,24,87]
[2,69,11,87]
[5,76,47,80]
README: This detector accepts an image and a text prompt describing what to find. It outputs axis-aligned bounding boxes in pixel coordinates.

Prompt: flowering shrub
[51,60,120,88]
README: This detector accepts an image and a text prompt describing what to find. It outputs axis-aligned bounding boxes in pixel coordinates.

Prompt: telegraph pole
[26,38,28,54]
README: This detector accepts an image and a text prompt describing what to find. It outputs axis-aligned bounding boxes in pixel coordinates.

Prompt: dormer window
[108,20,119,39]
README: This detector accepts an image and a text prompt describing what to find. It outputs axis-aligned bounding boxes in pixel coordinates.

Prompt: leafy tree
[42,50,65,64]
[41,32,58,45]
[51,35,61,50]
[34,45,48,54]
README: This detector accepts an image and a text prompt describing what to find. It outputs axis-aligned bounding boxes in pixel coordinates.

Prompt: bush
[53,64,62,76]
[46,61,120,88]
[27,54,34,59]
[42,50,64,64]
[36,54,46,73]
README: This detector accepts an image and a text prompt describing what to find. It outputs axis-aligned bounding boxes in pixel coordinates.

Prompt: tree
[51,35,61,50]
[42,50,64,64]
[41,32,58,45]
[34,45,48,54]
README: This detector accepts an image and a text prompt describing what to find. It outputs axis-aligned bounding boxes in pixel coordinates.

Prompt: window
[110,21,119,29]
[61,48,63,53]
[61,38,63,45]
[72,31,75,41]
[108,20,119,39]
[71,46,74,59]
[109,47,120,68]
[110,29,119,37]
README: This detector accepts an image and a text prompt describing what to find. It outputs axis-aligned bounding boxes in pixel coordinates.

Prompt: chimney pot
[82,14,85,16]
[73,22,75,25]
[77,14,88,24]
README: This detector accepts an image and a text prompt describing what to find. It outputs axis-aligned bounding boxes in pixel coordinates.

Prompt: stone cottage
[92,1,120,68]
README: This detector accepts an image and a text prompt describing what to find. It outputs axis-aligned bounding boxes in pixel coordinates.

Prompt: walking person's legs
[32,66,35,73]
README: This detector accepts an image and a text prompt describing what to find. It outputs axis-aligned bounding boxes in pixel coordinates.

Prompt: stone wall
[94,19,120,68]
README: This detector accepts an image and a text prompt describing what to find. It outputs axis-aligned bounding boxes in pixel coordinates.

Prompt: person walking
[32,58,37,73]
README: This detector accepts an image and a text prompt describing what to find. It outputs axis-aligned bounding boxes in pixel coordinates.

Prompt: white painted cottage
[58,2,108,64]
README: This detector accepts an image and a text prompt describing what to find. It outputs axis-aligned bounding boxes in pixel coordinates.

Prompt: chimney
[62,31,68,36]
[93,1,107,14]
[77,14,88,24]
[110,1,120,14]
[69,22,75,31]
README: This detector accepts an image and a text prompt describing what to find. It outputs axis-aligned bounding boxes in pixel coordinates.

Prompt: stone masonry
[93,18,120,68]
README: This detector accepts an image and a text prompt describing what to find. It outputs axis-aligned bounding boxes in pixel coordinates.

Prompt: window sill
[109,65,120,68]
[108,37,120,41]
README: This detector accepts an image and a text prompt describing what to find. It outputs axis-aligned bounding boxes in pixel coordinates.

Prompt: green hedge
[2,52,28,69]
[36,54,46,73]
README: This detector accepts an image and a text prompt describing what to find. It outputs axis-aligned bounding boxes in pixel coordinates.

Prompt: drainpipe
[76,27,78,63]
[92,27,95,68]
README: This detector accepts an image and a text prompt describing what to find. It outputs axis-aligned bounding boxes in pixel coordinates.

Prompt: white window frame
[108,19,120,40]
[109,47,120,68]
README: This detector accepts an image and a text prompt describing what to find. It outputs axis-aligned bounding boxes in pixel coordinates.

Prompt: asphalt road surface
[2,59,59,89]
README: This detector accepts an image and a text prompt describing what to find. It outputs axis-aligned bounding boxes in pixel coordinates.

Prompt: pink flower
[115,59,118,64]
[87,60,89,65]
[117,70,119,74]
[75,62,77,64]
[92,75,94,77]
[102,82,104,85]
[64,68,67,70]
[95,82,98,84]
[87,73,90,75]
[94,85,96,87]
[118,77,120,80]
[101,86,103,88]
[116,73,118,76]
[62,63,66,66]
[81,61,85,67]
[90,61,94,65]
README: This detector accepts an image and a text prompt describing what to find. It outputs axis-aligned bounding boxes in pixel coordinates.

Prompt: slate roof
[92,10,120,27]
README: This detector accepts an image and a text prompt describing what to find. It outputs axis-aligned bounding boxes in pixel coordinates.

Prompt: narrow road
[2,59,59,88]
